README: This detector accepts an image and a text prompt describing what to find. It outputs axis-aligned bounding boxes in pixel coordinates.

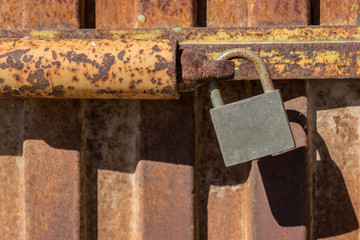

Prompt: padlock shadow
[258,109,359,237]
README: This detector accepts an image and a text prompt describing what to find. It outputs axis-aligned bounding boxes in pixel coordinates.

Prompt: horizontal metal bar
[0,39,178,99]
[1,26,359,82]
[1,26,360,43]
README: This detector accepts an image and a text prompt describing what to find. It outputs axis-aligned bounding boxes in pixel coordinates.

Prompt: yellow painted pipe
[0,38,178,99]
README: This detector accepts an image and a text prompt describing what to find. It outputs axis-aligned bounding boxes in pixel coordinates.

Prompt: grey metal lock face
[210,89,295,167]
[210,49,295,167]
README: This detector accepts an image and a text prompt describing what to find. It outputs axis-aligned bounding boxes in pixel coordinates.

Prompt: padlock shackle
[210,49,274,108]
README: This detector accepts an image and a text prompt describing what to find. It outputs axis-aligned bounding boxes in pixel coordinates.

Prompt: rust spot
[73,76,79,81]
[118,78,123,83]
[44,48,49,51]
[112,72,115,78]
[26,69,50,89]
[152,45,161,52]
[48,85,65,97]
[35,57,43,68]
[154,55,169,71]
[23,55,33,63]
[51,61,61,68]
[3,85,12,91]
[60,51,100,69]
[151,78,156,84]
[0,49,31,70]
[137,80,142,84]
[68,86,75,90]
[161,86,173,94]
[0,78,4,84]
[52,51,57,60]
[86,53,115,83]
[130,80,136,90]
[117,50,126,61]
[14,74,20,82]
[96,89,117,94]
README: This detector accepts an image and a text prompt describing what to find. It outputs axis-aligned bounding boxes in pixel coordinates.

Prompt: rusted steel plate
[82,100,140,239]
[0,99,24,239]
[0,39,178,99]
[0,0,21,30]
[136,161,194,240]
[96,0,136,28]
[96,0,195,29]
[136,0,195,28]
[138,94,194,240]
[207,0,247,27]
[24,140,81,239]
[247,0,309,26]
[320,0,360,25]
[24,100,82,240]
[311,80,360,239]
[22,0,80,29]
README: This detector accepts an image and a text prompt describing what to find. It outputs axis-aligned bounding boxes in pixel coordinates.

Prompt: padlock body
[210,89,295,167]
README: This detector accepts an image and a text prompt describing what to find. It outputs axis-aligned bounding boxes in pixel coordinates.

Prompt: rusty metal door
[0,0,359,240]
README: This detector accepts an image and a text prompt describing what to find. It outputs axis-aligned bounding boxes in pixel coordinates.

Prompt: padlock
[209,49,295,167]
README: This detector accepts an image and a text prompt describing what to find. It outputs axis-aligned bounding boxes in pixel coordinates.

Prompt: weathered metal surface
[0,99,24,240]
[252,82,308,240]
[24,100,82,240]
[0,2,24,240]
[207,0,247,27]
[24,141,81,239]
[320,0,360,25]
[196,80,253,239]
[310,80,360,239]
[136,161,194,240]
[138,93,194,240]
[22,0,80,29]
[136,0,195,28]
[82,100,140,239]
[247,0,309,26]
[96,0,195,29]
[94,2,196,239]
[1,27,360,82]
[179,49,234,92]
[0,0,21,30]
[4,26,360,42]
[96,0,136,28]
[0,39,178,99]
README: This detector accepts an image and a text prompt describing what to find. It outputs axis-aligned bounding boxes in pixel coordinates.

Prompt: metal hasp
[209,49,295,167]
[0,38,234,99]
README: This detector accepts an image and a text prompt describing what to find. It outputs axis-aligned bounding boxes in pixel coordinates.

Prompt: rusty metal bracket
[0,26,360,99]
